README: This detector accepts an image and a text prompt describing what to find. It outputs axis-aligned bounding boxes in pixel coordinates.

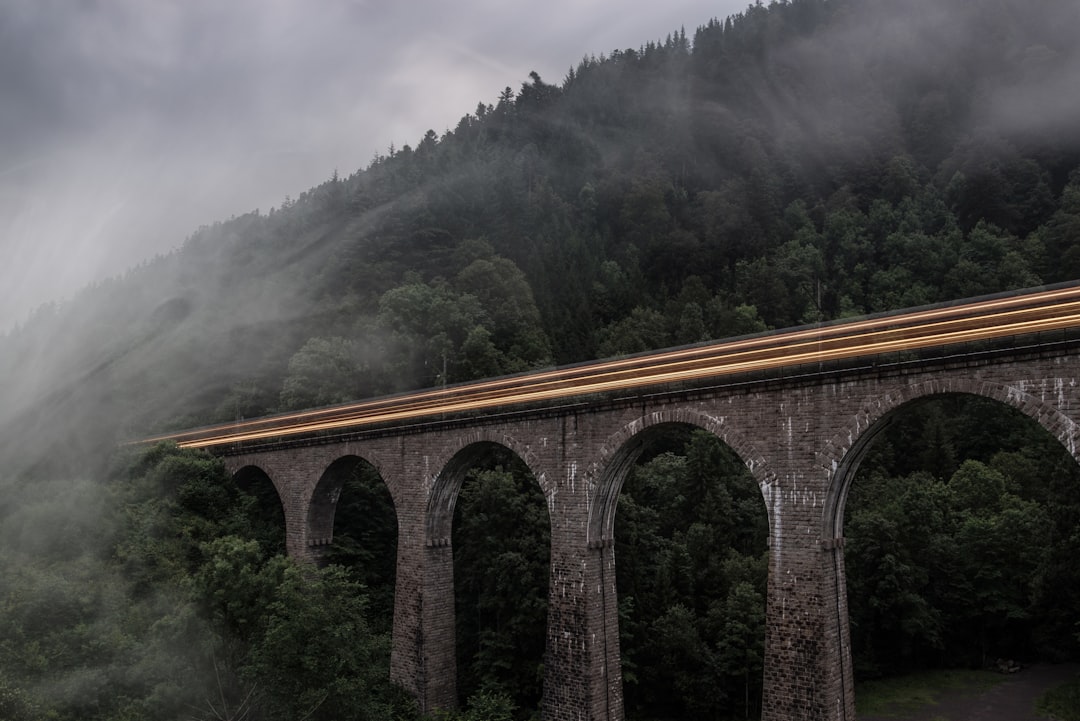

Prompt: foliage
[854,668,1006,717]
[1,0,1080,716]
[321,460,399,635]
[846,397,1080,678]
[247,564,408,721]
[1037,676,1080,721]
[279,336,369,409]
[429,690,517,721]
[0,444,415,721]
[452,461,550,714]
[615,429,768,720]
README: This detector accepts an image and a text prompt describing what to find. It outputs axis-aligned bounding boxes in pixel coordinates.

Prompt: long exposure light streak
[139,284,1080,449]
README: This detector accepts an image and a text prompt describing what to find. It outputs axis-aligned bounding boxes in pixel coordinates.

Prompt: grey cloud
[0,0,746,330]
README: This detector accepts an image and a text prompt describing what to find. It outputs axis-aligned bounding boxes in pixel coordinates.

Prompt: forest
[2,0,1080,718]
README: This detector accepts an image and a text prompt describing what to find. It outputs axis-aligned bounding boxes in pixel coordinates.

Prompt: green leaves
[846,397,1079,676]
[0,443,414,721]
[372,254,553,391]
[248,565,404,721]
[322,461,398,635]
[279,336,368,410]
[452,465,550,711]
[615,429,768,720]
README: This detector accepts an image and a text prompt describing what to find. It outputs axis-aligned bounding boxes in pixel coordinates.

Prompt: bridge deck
[139,282,1080,450]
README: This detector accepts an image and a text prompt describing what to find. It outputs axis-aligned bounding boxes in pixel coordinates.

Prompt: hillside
[1,2,1080,718]
[2,0,1080,458]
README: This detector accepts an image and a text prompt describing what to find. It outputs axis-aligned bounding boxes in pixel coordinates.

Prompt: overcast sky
[0,0,751,331]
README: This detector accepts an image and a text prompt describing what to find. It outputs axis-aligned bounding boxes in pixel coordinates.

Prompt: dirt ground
[859,663,1080,721]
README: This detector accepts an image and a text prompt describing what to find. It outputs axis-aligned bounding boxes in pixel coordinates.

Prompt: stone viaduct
[219,340,1080,721]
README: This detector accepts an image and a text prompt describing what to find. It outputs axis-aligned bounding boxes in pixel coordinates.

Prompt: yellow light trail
[139,284,1080,450]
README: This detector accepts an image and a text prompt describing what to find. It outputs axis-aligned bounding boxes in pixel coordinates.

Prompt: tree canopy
[1,0,1079,718]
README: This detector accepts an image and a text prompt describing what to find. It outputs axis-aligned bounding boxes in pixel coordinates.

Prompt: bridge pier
[386,444,462,714]
[543,528,624,720]
[761,536,855,721]
[419,542,457,710]
[387,482,453,712]
[754,414,853,721]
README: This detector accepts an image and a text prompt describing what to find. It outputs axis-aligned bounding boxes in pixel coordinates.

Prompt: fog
[0,0,746,332]
[0,0,1076,452]
[1,3,1079,715]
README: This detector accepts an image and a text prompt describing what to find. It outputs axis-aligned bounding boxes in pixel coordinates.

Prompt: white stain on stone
[422,456,430,485]
[545,474,557,515]
[763,481,782,553]
[793,488,823,508]
[1063,415,1078,457]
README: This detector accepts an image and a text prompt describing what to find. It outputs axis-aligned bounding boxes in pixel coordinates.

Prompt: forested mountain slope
[3,0,1080,455]
[2,2,1080,718]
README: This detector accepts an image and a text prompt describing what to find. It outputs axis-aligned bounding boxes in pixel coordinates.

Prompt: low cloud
[0,0,746,331]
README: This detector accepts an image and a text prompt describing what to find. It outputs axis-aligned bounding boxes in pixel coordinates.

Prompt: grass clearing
[1037,676,1080,721]
[855,668,1007,717]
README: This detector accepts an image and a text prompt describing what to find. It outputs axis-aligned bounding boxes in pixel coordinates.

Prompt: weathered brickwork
[220,346,1080,721]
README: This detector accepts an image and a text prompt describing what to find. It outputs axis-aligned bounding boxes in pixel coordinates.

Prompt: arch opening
[233,464,286,556]
[610,422,769,720]
[310,455,399,635]
[833,393,1080,686]
[443,441,551,717]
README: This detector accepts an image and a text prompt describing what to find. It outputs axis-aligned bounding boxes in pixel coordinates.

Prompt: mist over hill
[2,2,1080,719]
[4,0,1078,462]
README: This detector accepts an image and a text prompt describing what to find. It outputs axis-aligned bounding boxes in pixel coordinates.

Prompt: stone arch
[232,463,284,507]
[820,378,1080,542]
[587,406,775,721]
[308,454,392,549]
[426,429,550,546]
[230,463,288,556]
[589,407,776,546]
[423,429,553,712]
[816,378,1080,721]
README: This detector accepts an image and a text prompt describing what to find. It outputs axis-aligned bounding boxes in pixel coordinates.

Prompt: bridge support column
[420,541,457,710]
[384,448,459,715]
[542,445,623,721]
[542,539,623,721]
[761,538,855,721]
[821,539,856,720]
[588,540,623,721]
[760,435,854,721]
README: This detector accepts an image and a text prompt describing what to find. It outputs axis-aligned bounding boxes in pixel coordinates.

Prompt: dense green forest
[2,0,1080,718]
[846,398,1080,677]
